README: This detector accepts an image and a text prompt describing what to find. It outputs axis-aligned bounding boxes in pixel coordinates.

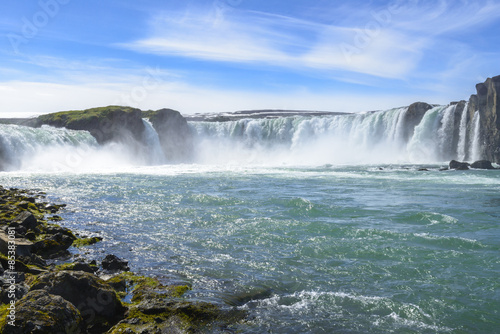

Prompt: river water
[1,164,499,333]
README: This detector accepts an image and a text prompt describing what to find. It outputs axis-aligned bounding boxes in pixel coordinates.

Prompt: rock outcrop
[30,270,126,331]
[468,75,500,163]
[401,102,434,142]
[3,290,83,334]
[35,106,146,145]
[101,254,130,272]
[145,108,194,162]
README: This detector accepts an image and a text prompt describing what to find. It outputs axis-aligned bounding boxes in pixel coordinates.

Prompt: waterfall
[190,106,461,165]
[457,102,469,161]
[406,106,446,162]
[0,123,98,171]
[141,119,166,165]
[437,104,457,160]
[469,111,482,161]
[1,103,484,171]
[0,123,163,172]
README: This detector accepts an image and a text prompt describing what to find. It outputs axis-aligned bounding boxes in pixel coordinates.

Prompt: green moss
[37,106,141,127]
[54,262,98,273]
[106,272,191,304]
[72,236,102,247]
[0,304,9,329]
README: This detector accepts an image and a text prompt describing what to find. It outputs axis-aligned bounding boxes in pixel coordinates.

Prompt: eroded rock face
[1,290,83,334]
[148,108,194,163]
[401,102,434,142]
[468,75,500,163]
[30,271,126,330]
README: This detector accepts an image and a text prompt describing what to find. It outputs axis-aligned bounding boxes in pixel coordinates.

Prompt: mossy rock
[30,271,126,330]
[106,271,190,304]
[31,233,74,259]
[72,236,102,248]
[109,299,245,334]
[0,290,83,334]
[56,261,99,274]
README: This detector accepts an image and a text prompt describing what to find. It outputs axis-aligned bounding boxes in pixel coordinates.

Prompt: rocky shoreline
[0,186,245,333]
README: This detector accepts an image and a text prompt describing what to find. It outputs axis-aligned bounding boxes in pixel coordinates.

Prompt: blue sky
[1,0,500,117]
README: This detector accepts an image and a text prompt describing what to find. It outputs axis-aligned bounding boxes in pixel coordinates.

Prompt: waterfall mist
[0,104,484,172]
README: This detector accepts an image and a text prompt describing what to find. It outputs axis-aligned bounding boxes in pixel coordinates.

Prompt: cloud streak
[121,0,500,81]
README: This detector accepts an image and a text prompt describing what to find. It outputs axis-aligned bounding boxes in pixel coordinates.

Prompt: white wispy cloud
[120,0,500,81]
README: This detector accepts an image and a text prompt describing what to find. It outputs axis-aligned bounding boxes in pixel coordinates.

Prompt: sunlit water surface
[1,164,499,333]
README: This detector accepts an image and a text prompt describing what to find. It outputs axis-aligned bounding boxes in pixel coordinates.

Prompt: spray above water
[0,104,484,171]
[191,105,477,165]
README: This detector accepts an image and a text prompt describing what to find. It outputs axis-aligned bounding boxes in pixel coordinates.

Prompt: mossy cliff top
[29,106,194,162]
[35,106,145,145]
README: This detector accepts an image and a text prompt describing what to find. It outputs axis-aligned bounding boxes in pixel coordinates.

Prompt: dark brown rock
[102,254,130,272]
[31,232,75,258]
[12,211,38,231]
[470,160,496,169]
[449,160,470,170]
[0,290,83,334]
[30,271,126,330]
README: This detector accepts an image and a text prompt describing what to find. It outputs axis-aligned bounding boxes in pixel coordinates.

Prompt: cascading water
[0,122,161,172]
[141,119,166,165]
[437,104,457,160]
[457,102,469,161]
[469,111,482,161]
[0,123,98,171]
[191,105,467,165]
[0,104,485,171]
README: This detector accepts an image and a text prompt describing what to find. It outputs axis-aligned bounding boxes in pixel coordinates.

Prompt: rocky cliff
[30,106,195,163]
[34,106,145,145]
[144,108,194,163]
[468,75,500,163]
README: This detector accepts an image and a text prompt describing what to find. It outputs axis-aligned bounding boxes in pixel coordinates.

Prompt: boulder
[0,231,33,257]
[449,160,470,170]
[59,261,99,274]
[31,232,75,258]
[30,271,126,330]
[11,211,38,231]
[0,290,83,334]
[470,160,496,169]
[102,254,130,272]
[0,282,29,304]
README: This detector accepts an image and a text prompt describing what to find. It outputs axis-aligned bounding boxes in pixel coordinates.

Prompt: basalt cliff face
[468,75,500,163]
